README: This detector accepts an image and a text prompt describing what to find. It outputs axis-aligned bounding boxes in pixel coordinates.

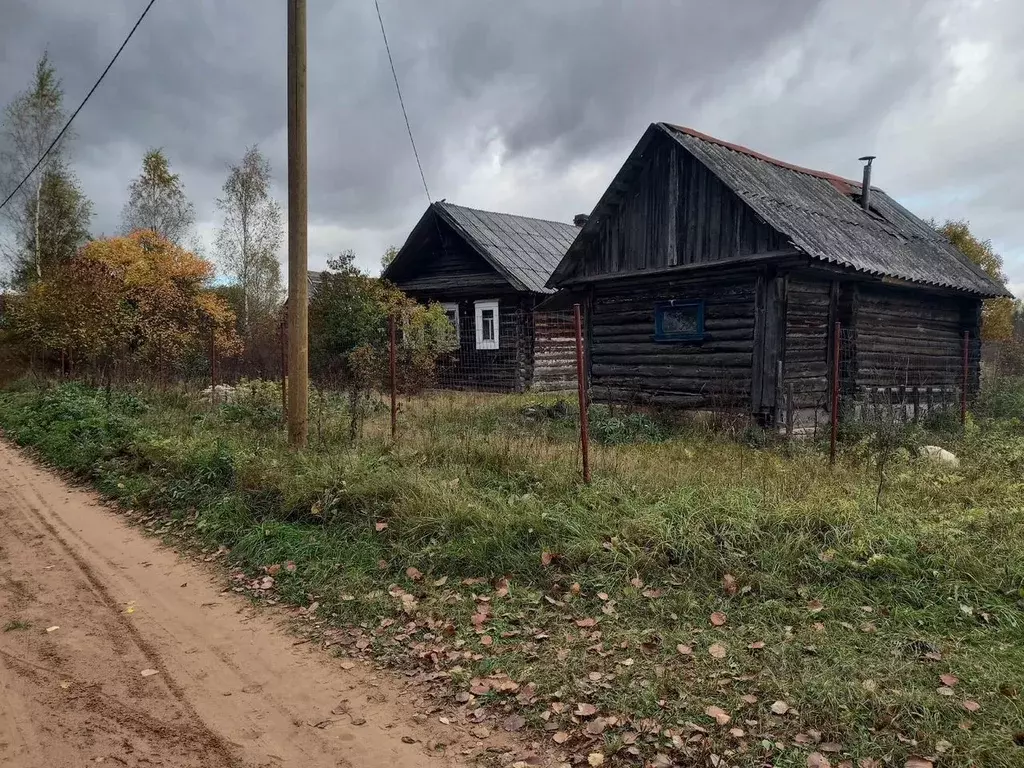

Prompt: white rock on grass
[918,445,960,468]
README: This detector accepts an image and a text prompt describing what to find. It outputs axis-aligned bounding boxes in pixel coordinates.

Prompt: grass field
[1,379,1022,767]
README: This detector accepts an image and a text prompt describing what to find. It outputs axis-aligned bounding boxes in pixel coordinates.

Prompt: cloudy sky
[2,0,1022,294]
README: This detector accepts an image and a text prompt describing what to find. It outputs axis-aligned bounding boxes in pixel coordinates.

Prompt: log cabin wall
[852,284,974,390]
[589,271,759,407]
[389,217,539,393]
[532,311,579,392]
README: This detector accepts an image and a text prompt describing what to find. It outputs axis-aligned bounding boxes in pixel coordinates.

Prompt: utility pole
[286,0,309,447]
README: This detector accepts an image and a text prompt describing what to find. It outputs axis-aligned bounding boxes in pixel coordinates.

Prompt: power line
[373,0,431,204]
[0,0,159,214]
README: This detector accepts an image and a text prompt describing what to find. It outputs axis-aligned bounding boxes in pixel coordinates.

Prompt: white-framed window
[441,302,460,341]
[474,299,499,350]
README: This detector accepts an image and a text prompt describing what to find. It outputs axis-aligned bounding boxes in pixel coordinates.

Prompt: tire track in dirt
[0,440,472,767]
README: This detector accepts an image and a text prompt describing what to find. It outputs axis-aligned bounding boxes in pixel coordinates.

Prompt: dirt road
[0,441,468,768]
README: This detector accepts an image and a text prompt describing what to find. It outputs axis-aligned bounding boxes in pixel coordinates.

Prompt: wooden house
[384,201,582,391]
[547,123,1009,424]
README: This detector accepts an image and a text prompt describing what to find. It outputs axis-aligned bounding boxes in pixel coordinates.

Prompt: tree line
[0,52,1020,389]
[0,54,455,391]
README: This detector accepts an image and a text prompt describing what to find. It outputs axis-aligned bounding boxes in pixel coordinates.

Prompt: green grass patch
[1,381,1023,766]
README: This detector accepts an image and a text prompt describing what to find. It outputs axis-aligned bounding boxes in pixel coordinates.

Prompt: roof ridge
[660,123,865,189]
[436,200,577,230]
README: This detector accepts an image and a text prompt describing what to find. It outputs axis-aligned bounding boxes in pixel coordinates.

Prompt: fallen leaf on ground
[808,599,825,613]
[939,673,959,687]
[588,754,605,767]
[630,577,644,588]
[807,753,831,768]
[587,717,608,735]
[722,574,738,596]
[729,727,745,738]
[575,617,597,628]
[676,644,693,656]
[710,611,727,627]
[266,563,281,575]
[936,686,954,696]
[45,626,59,633]
[495,577,510,597]
[405,566,423,581]
[575,702,598,717]
[432,576,448,587]
[541,551,555,567]
[705,706,731,725]
[747,641,765,650]
[503,715,526,732]
[740,694,758,705]
[284,561,296,573]
[904,758,933,768]
[140,669,159,677]
[709,643,727,659]
[471,726,490,739]
[480,635,493,647]
[375,521,388,531]
[963,699,981,712]
[552,731,569,744]
[770,700,790,715]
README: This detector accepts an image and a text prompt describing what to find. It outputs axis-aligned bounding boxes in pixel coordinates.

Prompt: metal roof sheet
[434,202,580,294]
[660,124,1007,297]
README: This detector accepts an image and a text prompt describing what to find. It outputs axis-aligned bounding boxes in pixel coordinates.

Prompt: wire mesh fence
[44,305,1022,485]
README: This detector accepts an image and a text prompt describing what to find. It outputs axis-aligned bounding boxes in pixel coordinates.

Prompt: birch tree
[16,168,92,287]
[215,145,282,333]
[0,53,70,282]
[120,148,195,245]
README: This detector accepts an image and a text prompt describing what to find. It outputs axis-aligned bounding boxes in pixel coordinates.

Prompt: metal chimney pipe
[858,155,876,211]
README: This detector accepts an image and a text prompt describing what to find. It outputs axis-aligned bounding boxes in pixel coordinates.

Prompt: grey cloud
[1,0,1022,284]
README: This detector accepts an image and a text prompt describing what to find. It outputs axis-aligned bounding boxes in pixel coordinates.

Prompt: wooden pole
[573,304,591,484]
[279,316,288,419]
[286,0,309,447]
[389,315,397,442]
[830,321,840,466]
[961,329,969,427]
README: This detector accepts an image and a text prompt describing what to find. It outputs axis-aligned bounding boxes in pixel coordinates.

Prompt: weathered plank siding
[589,272,757,406]
[854,285,969,389]
[573,136,786,280]
[783,277,832,408]
[389,229,508,296]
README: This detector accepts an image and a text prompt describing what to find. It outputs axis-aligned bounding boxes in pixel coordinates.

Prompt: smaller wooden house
[384,201,582,392]
[547,123,1010,424]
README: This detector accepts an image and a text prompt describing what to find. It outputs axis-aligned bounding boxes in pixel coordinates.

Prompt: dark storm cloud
[1,0,1022,285]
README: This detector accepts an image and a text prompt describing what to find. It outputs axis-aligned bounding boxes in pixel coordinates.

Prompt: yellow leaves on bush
[10,230,240,366]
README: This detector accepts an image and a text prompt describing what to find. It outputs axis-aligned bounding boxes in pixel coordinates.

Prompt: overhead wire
[0,0,159,214]
[373,0,431,204]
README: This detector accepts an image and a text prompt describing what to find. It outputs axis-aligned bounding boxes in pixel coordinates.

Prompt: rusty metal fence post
[961,329,969,428]
[830,321,841,466]
[573,303,591,484]
[209,325,218,408]
[389,315,398,442]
